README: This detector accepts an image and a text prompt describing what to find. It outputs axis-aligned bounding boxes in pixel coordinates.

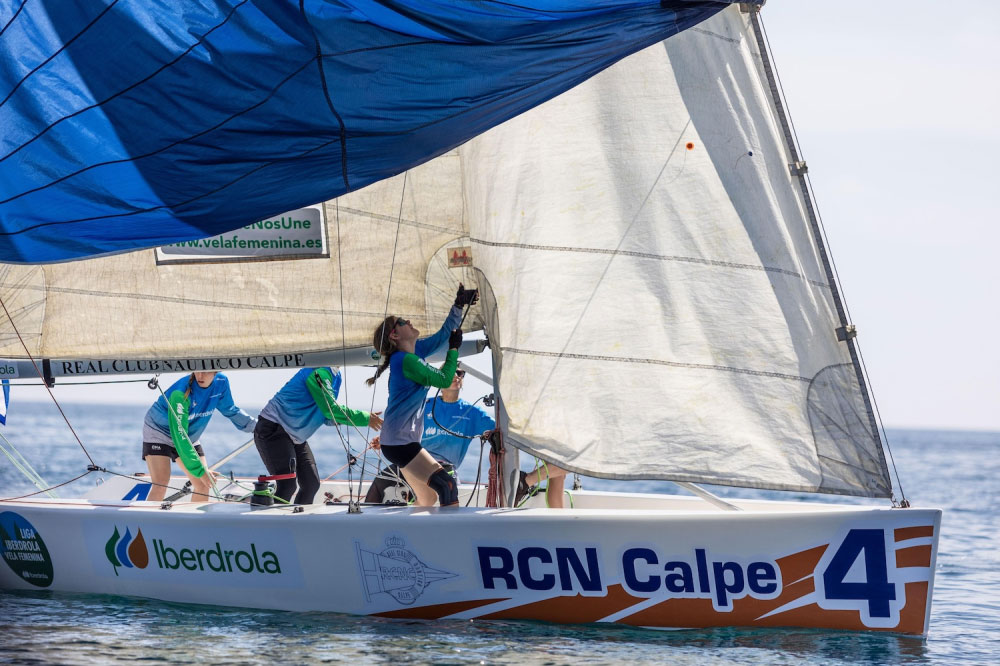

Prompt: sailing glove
[448,328,463,350]
[454,283,479,308]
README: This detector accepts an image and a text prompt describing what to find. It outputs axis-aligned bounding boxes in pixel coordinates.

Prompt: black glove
[448,328,463,350]
[454,283,479,308]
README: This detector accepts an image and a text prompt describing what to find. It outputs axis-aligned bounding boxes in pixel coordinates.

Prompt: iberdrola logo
[105,526,149,575]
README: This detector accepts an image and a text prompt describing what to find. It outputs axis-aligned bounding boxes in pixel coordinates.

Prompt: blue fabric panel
[0,0,738,262]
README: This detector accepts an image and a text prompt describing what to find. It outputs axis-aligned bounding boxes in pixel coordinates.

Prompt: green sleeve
[402,349,458,389]
[327,401,371,427]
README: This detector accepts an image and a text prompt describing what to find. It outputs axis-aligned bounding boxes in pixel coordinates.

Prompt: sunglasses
[455,369,466,378]
[393,318,410,330]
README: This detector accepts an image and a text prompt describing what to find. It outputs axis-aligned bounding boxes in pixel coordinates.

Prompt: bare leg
[401,449,445,507]
[525,462,567,488]
[546,474,565,509]
[145,455,172,502]
[178,455,213,503]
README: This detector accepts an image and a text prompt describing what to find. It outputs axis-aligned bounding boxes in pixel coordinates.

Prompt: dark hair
[184,373,196,399]
[366,316,398,386]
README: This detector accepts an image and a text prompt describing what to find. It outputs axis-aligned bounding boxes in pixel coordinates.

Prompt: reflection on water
[0,405,997,665]
[0,589,932,665]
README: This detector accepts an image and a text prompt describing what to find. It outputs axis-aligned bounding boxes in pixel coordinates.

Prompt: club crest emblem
[355,536,455,605]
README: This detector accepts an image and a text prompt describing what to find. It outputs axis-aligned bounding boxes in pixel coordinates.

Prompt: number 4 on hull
[818,528,901,628]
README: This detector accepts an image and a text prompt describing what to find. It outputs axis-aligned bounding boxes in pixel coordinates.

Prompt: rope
[331,199,359,507]
[0,432,55,497]
[0,295,96,465]
[0,470,94,501]
[357,171,409,503]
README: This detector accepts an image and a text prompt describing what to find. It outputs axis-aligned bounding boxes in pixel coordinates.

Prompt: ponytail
[366,316,398,386]
[183,373,196,399]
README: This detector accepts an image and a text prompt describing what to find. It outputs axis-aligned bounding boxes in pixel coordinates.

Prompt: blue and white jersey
[381,306,463,447]
[259,367,342,444]
[143,374,255,445]
[421,397,495,467]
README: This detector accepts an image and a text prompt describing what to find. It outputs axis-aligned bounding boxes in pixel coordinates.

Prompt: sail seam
[0,56,320,211]
[472,238,829,288]
[338,205,456,235]
[0,0,254,165]
[0,282,388,317]
[0,0,27,41]
[499,347,811,383]
[299,0,350,191]
[0,1,120,111]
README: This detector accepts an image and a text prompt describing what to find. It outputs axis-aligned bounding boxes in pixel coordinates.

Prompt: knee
[296,477,320,504]
[427,468,458,507]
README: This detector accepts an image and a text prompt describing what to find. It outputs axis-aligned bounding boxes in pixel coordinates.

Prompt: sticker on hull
[374,525,936,634]
[0,512,53,588]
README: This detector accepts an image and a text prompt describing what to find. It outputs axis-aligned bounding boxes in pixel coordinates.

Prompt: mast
[746,8,892,483]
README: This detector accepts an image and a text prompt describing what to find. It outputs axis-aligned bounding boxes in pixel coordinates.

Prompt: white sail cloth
[0,7,889,496]
[463,8,890,497]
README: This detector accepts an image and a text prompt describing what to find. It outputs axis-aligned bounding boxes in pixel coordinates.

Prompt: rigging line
[0,0,120,110]
[519,119,693,430]
[361,171,410,499]
[0,295,94,465]
[0,470,93,502]
[6,378,152,386]
[334,200,355,505]
[754,12,905,503]
[0,436,53,497]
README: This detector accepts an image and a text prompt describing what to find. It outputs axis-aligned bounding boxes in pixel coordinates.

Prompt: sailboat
[0,2,939,634]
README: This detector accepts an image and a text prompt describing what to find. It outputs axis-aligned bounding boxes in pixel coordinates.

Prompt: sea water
[0,402,997,665]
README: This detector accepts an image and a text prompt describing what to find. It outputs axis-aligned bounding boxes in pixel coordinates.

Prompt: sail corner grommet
[836,325,857,342]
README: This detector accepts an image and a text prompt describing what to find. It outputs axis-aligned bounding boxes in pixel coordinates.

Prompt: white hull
[0,477,940,635]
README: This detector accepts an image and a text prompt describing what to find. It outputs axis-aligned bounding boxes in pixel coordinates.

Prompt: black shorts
[380,441,423,467]
[365,461,457,504]
[142,441,204,462]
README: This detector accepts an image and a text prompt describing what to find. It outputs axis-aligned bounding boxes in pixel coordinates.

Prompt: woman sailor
[143,371,256,503]
[255,367,383,504]
[367,284,477,507]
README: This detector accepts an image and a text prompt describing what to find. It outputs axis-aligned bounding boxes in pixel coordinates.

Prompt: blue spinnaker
[0,0,739,263]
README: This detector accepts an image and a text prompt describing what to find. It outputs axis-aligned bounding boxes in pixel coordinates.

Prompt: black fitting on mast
[41,359,54,387]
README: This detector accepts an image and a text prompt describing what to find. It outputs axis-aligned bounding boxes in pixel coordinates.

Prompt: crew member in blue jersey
[366,284,476,507]
[364,365,494,503]
[143,372,256,503]
[255,367,383,504]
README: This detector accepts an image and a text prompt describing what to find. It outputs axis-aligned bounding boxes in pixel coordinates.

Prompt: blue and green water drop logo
[105,525,149,575]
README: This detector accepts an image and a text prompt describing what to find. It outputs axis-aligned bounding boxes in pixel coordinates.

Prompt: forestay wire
[0,295,95,467]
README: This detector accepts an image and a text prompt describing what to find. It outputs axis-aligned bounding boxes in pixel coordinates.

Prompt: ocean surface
[1,401,997,665]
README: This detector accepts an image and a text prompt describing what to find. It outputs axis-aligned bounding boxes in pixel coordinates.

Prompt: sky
[6,1,1000,432]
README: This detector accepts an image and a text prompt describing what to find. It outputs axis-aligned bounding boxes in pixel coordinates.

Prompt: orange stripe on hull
[616,581,929,634]
[374,597,508,620]
[777,544,827,583]
[479,584,642,623]
[894,525,934,542]
[895,545,932,568]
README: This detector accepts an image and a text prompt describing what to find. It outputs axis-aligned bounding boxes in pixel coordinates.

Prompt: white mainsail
[0,6,890,497]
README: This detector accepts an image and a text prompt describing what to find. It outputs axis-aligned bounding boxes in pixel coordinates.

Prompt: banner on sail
[155,205,328,264]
